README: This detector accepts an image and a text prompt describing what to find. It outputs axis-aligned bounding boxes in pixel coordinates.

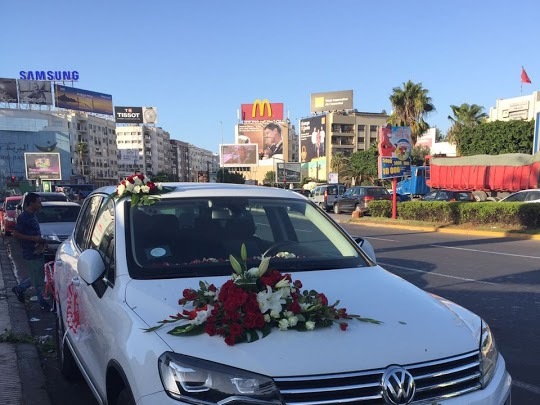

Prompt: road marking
[430,245,540,260]
[513,380,540,395]
[365,237,398,242]
[378,262,498,285]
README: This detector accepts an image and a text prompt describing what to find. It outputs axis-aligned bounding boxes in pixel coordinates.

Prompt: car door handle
[71,277,80,287]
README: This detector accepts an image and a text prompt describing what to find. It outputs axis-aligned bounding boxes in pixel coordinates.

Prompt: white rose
[278,319,289,331]
[288,316,298,327]
[264,314,271,322]
[247,267,260,277]
[305,321,316,330]
[117,184,126,196]
[126,182,134,191]
[284,311,293,318]
[270,309,281,318]
[141,185,150,193]
[133,185,141,194]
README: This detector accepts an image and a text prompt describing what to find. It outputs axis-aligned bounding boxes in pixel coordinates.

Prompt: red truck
[426,153,540,201]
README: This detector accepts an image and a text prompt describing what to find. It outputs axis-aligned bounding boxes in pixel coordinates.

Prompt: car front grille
[274,350,481,404]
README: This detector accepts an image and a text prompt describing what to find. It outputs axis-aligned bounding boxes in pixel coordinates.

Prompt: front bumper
[135,354,512,405]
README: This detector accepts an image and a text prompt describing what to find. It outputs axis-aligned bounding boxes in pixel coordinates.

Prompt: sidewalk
[0,237,51,405]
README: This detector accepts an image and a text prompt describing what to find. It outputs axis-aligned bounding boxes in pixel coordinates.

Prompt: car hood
[126,266,481,376]
[40,222,75,237]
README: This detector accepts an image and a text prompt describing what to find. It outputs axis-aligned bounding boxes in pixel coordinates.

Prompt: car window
[326,186,337,195]
[342,189,353,197]
[37,205,81,223]
[367,188,389,197]
[127,197,367,279]
[89,198,116,285]
[5,199,21,210]
[423,191,437,201]
[526,191,540,201]
[74,195,104,250]
[436,191,449,200]
[455,192,473,201]
[503,192,526,202]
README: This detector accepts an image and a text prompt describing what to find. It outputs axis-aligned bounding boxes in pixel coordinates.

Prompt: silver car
[37,201,81,261]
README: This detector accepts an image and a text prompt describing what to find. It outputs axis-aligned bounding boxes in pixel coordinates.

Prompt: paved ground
[0,236,51,405]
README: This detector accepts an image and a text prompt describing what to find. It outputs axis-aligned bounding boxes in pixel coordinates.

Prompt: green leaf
[143,324,165,333]
[131,193,140,206]
[240,244,247,262]
[229,255,243,275]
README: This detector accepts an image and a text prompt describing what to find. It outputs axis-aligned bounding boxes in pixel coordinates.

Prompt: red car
[1,195,22,236]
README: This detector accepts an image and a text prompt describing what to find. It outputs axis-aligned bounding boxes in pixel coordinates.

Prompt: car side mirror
[353,236,376,263]
[78,249,106,285]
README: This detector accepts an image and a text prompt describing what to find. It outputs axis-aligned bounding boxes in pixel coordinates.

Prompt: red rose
[229,322,244,337]
[182,289,198,301]
[127,176,135,184]
[224,335,237,346]
[205,323,216,336]
[137,174,145,181]
[208,284,217,292]
[318,293,328,306]
[293,280,303,289]
[340,322,348,331]
[288,300,301,314]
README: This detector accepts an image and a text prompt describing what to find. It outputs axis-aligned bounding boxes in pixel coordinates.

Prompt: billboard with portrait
[0,78,18,103]
[310,90,353,113]
[24,152,62,180]
[377,126,412,179]
[300,115,326,163]
[237,122,288,160]
[18,80,53,105]
[54,84,113,115]
[221,144,258,167]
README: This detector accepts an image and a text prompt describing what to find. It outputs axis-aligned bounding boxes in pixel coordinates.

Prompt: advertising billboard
[115,107,143,124]
[377,126,412,179]
[240,99,284,121]
[18,80,53,105]
[0,78,18,103]
[310,90,354,113]
[143,107,158,124]
[221,144,258,167]
[300,115,326,163]
[276,162,301,183]
[54,84,113,115]
[24,152,62,180]
[118,149,140,164]
[237,122,288,160]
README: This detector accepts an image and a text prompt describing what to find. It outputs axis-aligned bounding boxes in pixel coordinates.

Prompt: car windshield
[367,188,389,196]
[6,199,20,210]
[127,197,368,279]
[37,206,81,223]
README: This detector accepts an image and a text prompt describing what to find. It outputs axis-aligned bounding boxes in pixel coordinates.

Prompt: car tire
[55,311,81,381]
[333,203,341,214]
[116,387,135,405]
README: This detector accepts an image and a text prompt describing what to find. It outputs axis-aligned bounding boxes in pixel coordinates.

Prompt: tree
[217,168,245,184]
[263,170,276,186]
[346,146,378,185]
[388,80,435,144]
[330,152,350,181]
[410,145,431,166]
[446,103,488,144]
[74,142,88,176]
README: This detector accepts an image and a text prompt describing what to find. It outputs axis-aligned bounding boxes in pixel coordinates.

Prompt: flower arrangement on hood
[145,245,381,345]
[111,173,167,207]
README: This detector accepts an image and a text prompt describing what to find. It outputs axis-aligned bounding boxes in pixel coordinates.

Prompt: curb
[343,220,540,241]
[0,237,52,405]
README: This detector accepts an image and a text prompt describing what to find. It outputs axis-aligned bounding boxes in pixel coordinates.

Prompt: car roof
[93,183,307,200]
[40,201,81,207]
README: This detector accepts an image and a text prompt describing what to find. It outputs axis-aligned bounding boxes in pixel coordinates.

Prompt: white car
[53,183,512,405]
[498,189,540,203]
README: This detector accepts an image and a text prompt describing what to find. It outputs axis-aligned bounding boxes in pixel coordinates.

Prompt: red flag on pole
[521,67,532,84]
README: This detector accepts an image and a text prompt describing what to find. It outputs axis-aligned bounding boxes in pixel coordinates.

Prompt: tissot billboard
[240,99,284,121]
[0,78,18,103]
[310,90,353,113]
[54,84,113,115]
[115,107,144,124]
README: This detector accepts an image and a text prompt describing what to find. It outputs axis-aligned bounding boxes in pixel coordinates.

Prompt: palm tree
[446,103,488,144]
[330,152,349,181]
[75,142,88,176]
[388,80,435,144]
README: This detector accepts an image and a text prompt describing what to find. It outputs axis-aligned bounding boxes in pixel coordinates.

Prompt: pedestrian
[11,192,52,311]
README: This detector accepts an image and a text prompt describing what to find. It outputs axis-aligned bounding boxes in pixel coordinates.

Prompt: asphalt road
[6,217,540,404]
[337,215,540,404]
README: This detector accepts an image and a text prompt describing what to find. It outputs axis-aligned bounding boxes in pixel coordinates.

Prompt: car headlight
[480,321,498,388]
[6,217,16,222]
[42,234,61,243]
[158,352,282,404]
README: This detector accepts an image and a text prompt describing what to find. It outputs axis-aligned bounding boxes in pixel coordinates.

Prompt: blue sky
[1,0,538,153]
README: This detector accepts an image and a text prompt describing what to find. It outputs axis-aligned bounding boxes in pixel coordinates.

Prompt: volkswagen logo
[381,365,416,404]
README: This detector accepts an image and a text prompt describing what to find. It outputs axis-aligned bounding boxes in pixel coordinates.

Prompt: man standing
[11,193,51,311]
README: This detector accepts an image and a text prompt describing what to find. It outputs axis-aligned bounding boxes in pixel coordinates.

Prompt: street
[4,217,540,404]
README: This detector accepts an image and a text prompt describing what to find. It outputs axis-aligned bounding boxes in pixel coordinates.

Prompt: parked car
[290,188,311,197]
[0,195,22,236]
[421,189,475,202]
[53,183,511,405]
[37,201,81,261]
[16,191,71,218]
[498,189,540,203]
[309,183,346,211]
[333,186,391,214]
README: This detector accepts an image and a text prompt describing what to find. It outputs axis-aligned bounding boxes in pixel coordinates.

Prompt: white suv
[53,183,511,405]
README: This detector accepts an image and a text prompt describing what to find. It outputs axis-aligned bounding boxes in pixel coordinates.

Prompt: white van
[309,184,346,211]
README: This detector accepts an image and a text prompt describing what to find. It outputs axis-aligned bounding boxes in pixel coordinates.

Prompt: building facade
[488,91,540,123]
[187,144,219,182]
